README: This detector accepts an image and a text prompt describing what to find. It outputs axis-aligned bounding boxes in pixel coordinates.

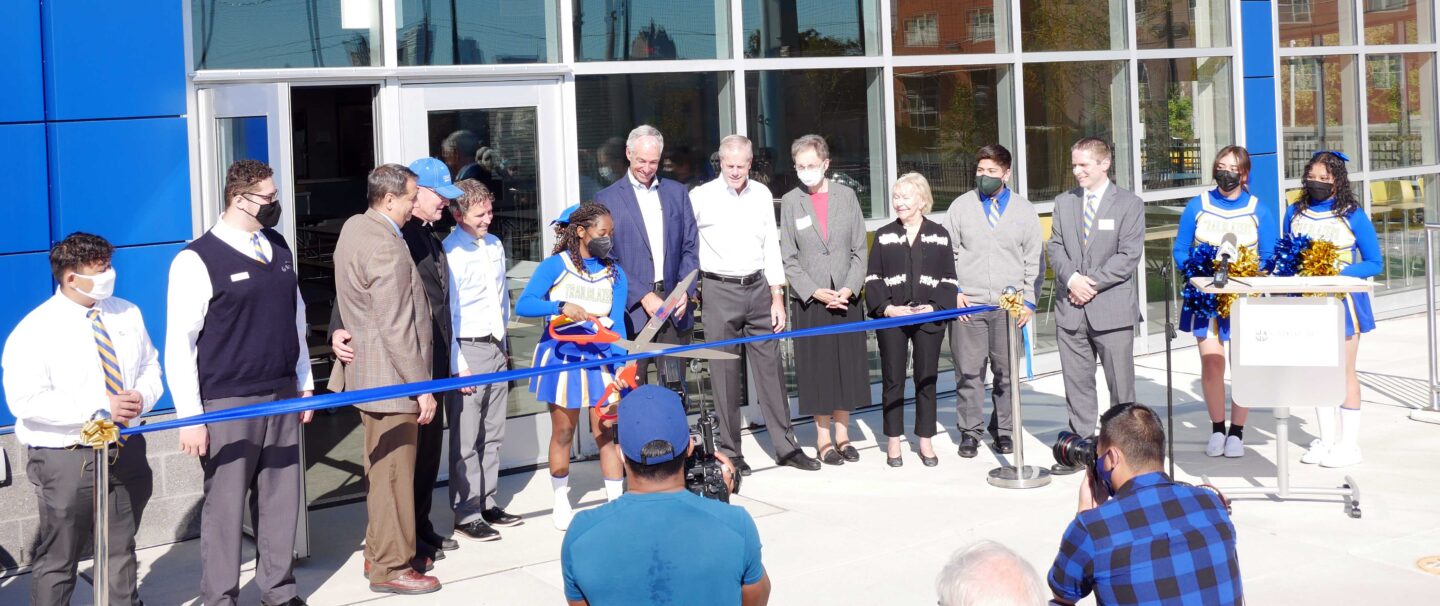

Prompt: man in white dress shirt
[690,134,818,474]
[442,178,523,541]
[165,160,314,606]
[3,232,162,606]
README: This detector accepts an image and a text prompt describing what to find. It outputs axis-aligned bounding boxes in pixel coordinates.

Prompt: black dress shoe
[994,436,1014,455]
[422,532,459,552]
[886,455,904,468]
[819,447,845,466]
[957,435,980,458]
[1050,462,1083,476]
[417,545,445,561]
[732,456,753,476]
[777,450,822,471]
[482,507,524,528]
[454,519,501,542]
[837,442,860,462]
[919,453,939,467]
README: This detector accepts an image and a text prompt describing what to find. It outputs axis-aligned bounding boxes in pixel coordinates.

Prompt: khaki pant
[361,411,418,584]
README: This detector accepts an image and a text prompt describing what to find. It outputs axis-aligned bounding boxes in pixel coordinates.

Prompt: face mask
[1304,179,1334,202]
[72,268,116,301]
[797,169,825,188]
[598,166,615,181]
[977,175,1005,197]
[586,236,614,259]
[1095,451,1117,497]
[1214,170,1241,192]
[247,200,283,229]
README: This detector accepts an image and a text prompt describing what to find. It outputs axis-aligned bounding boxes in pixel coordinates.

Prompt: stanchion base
[1409,409,1440,426]
[987,465,1052,489]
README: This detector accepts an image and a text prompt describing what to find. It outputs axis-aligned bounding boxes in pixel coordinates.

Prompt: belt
[458,335,502,345]
[701,271,764,286]
[652,281,666,292]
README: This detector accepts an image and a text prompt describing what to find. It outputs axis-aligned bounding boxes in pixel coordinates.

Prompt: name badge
[1098,219,1115,231]
[796,215,813,231]
[230,272,250,282]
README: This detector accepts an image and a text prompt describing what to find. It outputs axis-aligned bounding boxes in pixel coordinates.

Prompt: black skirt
[791,298,871,416]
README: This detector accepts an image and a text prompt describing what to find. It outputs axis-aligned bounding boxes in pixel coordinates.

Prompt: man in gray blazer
[334,164,441,594]
[1046,137,1145,475]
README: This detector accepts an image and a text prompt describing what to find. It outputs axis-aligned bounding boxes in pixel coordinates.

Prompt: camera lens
[1052,431,1097,468]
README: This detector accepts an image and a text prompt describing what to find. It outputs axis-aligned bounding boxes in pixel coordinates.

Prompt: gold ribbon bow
[80,418,120,449]
[998,289,1025,319]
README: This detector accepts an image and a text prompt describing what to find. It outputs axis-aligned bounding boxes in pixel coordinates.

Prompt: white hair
[626,124,664,152]
[718,134,753,161]
[936,540,1047,606]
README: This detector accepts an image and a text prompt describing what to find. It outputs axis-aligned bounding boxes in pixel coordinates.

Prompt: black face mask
[977,174,1005,197]
[1303,180,1334,202]
[247,200,283,229]
[1214,170,1241,192]
[586,236,613,259]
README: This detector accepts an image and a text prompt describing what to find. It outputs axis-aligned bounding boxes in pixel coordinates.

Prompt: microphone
[1214,233,1238,288]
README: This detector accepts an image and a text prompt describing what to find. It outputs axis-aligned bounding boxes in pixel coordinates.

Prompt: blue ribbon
[122,305,999,436]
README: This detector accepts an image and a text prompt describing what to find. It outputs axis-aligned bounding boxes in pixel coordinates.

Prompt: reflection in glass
[891,0,1009,54]
[1278,0,1355,47]
[1144,199,1188,339]
[1364,0,1433,45]
[574,72,728,199]
[1032,213,1059,355]
[1020,0,1125,52]
[1367,53,1437,171]
[573,0,726,61]
[745,69,888,217]
[397,0,556,65]
[1139,57,1234,191]
[216,116,269,173]
[1023,61,1132,201]
[1136,0,1229,49]
[894,65,1012,213]
[192,0,381,69]
[743,0,873,58]
[1281,55,1360,178]
[1369,174,1434,294]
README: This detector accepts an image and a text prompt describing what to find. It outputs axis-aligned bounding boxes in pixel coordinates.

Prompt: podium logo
[1255,329,1269,342]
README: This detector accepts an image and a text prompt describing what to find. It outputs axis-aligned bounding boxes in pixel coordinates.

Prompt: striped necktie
[251,233,270,264]
[1083,192,1098,245]
[986,198,1001,228]
[88,308,128,445]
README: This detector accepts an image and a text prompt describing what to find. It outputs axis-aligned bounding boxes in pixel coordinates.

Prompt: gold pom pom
[1299,240,1346,301]
[1215,246,1262,318]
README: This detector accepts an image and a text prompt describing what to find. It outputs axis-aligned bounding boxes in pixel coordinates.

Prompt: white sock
[552,475,572,530]
[604,478,625,501]
[551,474,569,492]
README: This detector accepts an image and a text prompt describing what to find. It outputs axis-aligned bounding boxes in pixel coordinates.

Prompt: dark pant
[414,395,444,550]
[877,325,944,438]
[199,387,302,606]
[702,276,800,461]
[950,309,1015,440]
[636,282,691,388]
[27,436,152,606]
[361,410,419,584]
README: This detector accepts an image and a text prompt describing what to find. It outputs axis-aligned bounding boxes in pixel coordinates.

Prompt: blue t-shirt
[562,490,765,605]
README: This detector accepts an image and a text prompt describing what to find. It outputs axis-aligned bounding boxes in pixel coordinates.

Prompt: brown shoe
[362,557,434,579]
[369,570,441,595]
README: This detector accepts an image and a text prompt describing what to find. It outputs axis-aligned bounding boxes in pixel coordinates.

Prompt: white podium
[1192,276,1372,518]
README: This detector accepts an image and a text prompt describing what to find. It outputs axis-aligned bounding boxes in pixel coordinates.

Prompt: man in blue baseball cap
[560,385,772,606]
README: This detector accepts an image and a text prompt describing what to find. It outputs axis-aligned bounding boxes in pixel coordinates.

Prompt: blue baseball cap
[618,385,692,465]
[409,157,464,199]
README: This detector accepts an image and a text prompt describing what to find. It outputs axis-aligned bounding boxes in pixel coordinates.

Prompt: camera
[1053,431,1098,469]
[663,360,738,502]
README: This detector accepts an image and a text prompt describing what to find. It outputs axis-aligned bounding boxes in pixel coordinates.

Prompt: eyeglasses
[794,163,825,172]
[242,191,280,205]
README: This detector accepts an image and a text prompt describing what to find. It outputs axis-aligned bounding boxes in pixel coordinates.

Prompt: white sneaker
[553,489,573,531]
[1223,435,1244,458]
[1321,445,1363,468]
[1205,432,1226,457]
[1300,439,1331,465]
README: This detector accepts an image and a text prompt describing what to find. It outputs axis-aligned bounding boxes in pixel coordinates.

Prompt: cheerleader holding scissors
[1171,145,1278,459]
[515,202,630,530]
[1287,151,1383,468]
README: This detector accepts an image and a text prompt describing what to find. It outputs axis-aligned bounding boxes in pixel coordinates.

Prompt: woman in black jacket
[865,172,958,467]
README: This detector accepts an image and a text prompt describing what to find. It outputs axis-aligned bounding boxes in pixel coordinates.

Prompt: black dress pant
[877,324,945,438]
[414,396,445,551]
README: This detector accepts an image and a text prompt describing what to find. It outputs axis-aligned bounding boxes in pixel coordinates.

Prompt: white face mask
[797,168,825,188]
[72,268,117,301]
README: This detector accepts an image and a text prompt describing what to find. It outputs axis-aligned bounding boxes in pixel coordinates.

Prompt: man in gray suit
[1045,137,1145,475]
[334,164,441,594]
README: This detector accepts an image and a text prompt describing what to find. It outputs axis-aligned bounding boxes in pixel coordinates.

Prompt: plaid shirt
[1048,472,1242,605]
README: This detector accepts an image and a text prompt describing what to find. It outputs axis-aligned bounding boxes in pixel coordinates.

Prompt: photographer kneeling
[562,385,772,606]
[1048,404,1243,606]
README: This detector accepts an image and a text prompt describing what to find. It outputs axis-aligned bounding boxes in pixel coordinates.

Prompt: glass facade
[1281,54,1361,178]
[1020,0,1127,52]
[1139,57,1234,191]
[573,0,728,60]
[1136,0,1230,49]
[397,0,557,65]
[1279,0,1357,47]
[891,0,1010,54]
[742,0,876,58]
[192,0,383,69]
[894,65,1013,212]
[1023,61,1132,202]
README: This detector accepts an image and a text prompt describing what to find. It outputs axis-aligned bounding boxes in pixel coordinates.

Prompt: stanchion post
[1414,225,1440,423]
[988,287,1051,489]
[88,411,114,605]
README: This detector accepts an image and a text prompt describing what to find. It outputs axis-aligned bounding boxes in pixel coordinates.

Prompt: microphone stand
[1163,257,1177,478]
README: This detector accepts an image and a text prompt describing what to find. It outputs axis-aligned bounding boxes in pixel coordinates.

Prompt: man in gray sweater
[941,144,1042,458]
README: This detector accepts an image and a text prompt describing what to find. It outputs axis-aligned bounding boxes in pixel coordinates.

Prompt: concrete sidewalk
[3,314,1437,604]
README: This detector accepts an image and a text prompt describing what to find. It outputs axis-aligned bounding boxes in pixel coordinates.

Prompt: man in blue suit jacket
[594,125,700,386]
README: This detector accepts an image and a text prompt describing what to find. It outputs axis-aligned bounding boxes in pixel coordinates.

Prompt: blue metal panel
[1248,153,1282,229]
[0,0,43,123]
[48,117,192,247]
[0,124,50,254]
[111,242,184,414]
[1243,77,1278,156]
[0,252,59,428]
[1240,1,1276,79]
[41,0,185,120]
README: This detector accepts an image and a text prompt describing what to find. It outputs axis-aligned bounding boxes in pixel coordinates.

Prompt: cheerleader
[515,202,629,529]
[1171,146,1277,458]
[1287,151,1383,468]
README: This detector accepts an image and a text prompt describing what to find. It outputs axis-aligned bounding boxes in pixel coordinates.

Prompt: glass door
[196,84,296,245]
[400,79,571,470]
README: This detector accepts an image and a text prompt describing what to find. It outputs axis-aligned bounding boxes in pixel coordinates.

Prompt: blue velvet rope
[122,305,999,436]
